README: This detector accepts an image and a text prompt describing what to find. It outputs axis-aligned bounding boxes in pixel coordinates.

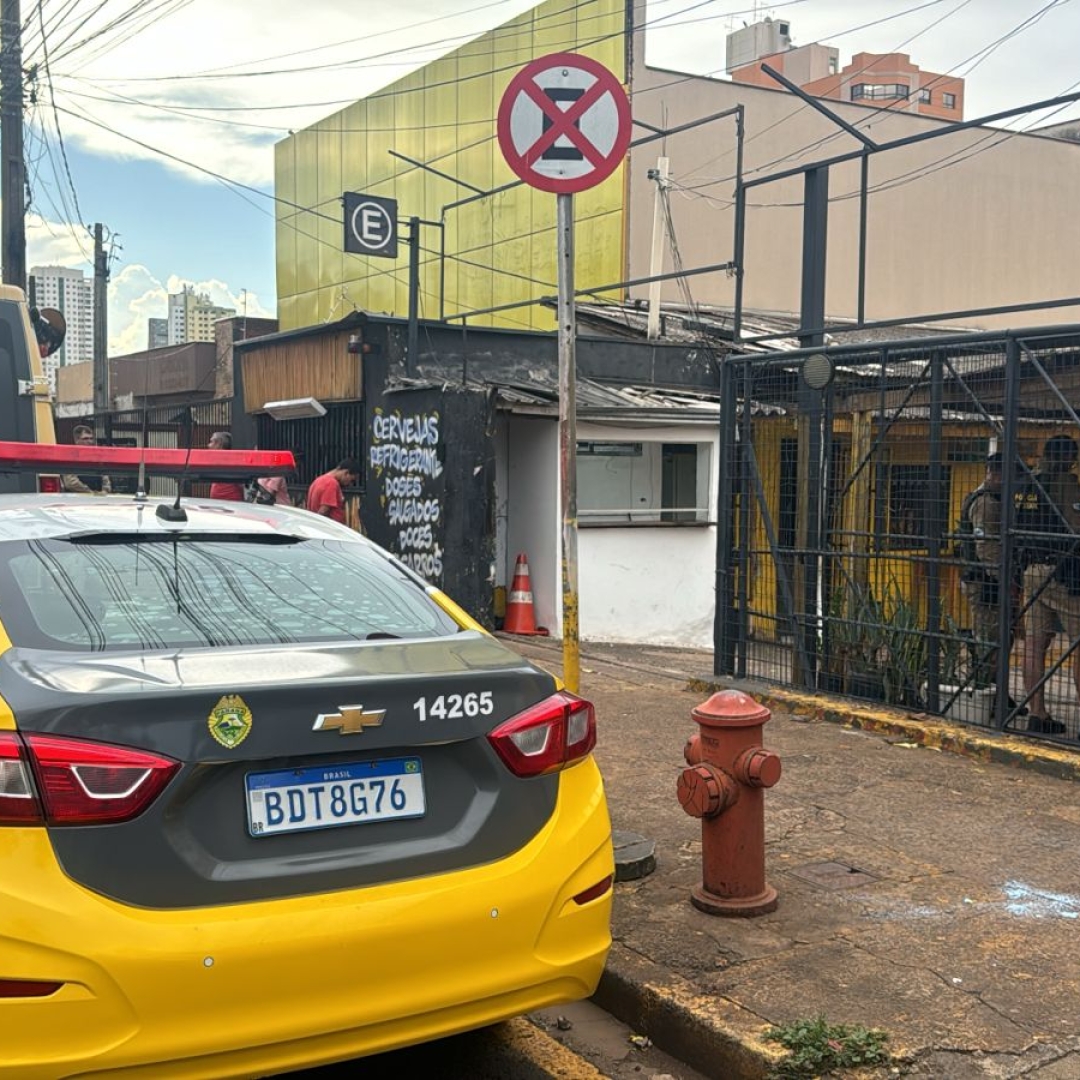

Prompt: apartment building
[167,285,235,345]
[728,20,964,120]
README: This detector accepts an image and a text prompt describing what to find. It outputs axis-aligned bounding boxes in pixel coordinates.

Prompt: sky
[16,0,1080,355]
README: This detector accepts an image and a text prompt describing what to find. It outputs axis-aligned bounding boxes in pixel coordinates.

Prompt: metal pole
[995,337,1023,728]
[857,153,869,326]
[732,106,746,343]
[93,224,109,413]
[925,349,944,711]
[794,165,829,689]
[713,356,737,676]
[1,0,25,292]
[407,216,420,378]
[557,193,579,693]
[646,157,669,340]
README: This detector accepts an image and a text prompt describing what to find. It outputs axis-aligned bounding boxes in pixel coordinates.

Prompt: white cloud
[109,265,274,356]
[44,0,541,189]
[109,263,167,355]
[165,275,274,320]
[26,213,94,273]
[36,0,1077,197]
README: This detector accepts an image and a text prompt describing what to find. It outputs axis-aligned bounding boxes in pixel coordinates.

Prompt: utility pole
[1,0,25,292]
[646,158,669,340]
[93,224,109,413]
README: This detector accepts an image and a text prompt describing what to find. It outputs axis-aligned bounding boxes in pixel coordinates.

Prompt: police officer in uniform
[1018,435,1080,735]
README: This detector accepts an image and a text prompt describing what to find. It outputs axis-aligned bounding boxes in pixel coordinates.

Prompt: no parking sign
[497,52,631,194]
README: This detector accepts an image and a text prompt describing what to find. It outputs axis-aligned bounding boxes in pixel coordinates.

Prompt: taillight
[487,691,597,778]
[37,474,61,493]
[0,733,178,826]
[0,734,42,822]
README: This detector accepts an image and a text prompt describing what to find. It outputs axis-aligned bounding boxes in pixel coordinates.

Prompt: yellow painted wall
[275,0,628,332]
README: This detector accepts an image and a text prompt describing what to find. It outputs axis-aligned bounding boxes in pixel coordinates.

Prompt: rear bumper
[0,759,612,1080]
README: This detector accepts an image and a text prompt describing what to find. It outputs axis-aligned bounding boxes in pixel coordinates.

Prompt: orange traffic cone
[503,553,549,636]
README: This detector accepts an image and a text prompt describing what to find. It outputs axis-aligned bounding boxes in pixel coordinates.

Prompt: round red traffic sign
[497,52,631,195]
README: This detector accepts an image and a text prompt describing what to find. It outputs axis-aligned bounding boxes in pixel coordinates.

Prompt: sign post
[497,52,631,692]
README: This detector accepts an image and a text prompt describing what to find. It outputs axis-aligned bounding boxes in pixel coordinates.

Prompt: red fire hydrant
[677,690,781,917]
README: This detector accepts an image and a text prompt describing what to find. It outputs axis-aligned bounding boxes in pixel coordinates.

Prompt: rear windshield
[1,535,459,651]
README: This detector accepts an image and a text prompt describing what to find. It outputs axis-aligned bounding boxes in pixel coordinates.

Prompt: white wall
[505,417,559,635]
[579,526,717,647]
[574,420,719,648]
[629,0,1080,330]
[502,414,721,647]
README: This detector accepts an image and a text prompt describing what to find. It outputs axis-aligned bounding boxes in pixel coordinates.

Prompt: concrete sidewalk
[506,636,1080,1080]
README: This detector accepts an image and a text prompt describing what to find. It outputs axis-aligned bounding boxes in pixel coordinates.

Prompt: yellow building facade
[274,0,628,332]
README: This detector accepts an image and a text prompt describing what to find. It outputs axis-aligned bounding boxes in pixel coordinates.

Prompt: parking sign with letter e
[343,192,399,258]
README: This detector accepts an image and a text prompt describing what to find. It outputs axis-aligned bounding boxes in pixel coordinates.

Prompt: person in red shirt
[207,431,245,501]
[305,458,360,526]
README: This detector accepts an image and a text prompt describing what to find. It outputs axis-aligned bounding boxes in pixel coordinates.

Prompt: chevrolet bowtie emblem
[313,705,386,735]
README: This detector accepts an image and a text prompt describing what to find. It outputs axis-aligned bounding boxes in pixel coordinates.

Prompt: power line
[680,0,1073,196]
[62,0,800,91]
[36,0,84,227]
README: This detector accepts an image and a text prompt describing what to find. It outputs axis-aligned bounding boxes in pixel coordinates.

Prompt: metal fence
[715,325,1080,744]
[254,402,365,491]
[70,399,365,506]
[65,400,234,497]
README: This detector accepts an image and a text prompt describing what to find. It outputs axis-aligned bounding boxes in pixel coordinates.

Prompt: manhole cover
[789,860,879,890]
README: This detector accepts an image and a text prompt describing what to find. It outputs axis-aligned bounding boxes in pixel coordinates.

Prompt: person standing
[207,431,245,502]
[959,452,1016,690]
[1018,435,1080,734]
[249,474,291,506]
[62,425,111,494]
[305,458,360,526]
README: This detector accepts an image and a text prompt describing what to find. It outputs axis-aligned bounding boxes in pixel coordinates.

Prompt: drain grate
[789,860,879,890]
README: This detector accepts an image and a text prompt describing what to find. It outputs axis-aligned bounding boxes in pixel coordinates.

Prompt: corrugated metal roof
[388,375,787,418]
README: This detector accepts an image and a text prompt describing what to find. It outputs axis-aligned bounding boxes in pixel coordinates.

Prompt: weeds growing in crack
[764,1014,891,1078]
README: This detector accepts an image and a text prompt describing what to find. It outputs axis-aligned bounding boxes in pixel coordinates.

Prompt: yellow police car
[0,443,613,1079]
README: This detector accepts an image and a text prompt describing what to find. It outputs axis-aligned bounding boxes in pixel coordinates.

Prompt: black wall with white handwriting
[366,386,495,627]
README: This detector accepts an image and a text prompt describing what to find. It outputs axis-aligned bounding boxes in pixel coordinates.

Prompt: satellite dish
[31,307,67,358]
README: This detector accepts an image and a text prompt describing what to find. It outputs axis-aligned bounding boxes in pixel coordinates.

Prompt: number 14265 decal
[413,692,494,722]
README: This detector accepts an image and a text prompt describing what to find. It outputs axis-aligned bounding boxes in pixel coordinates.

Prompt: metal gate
[716,324,1080,744]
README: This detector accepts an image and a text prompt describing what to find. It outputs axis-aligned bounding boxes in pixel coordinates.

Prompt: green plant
[938,612,965,687]
[764,1014,891,1079]
[825,578,928,705]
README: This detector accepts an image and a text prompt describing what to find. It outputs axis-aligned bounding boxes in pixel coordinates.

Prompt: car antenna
[153,390,191,524]
[156,433,192,523]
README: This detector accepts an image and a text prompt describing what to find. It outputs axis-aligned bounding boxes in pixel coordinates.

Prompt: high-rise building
[167,285,236,345]
[28,265,95,391]
[148,318,168,349]
[728,21,964,120]
[725,16,793,73]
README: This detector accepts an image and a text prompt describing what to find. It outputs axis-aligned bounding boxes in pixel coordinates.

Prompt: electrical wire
[681,0,1073,195]
[60,0,801,90]
[37,0,85,228]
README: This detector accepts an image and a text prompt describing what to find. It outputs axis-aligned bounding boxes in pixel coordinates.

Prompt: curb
[688,676,1080,783]
[502,632,1080,782]
[591,944,782,1080]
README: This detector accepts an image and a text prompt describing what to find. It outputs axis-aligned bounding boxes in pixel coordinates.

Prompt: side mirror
[31,307,67,358]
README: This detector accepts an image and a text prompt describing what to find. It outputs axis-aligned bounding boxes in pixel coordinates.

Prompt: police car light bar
[0,443,297,480]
